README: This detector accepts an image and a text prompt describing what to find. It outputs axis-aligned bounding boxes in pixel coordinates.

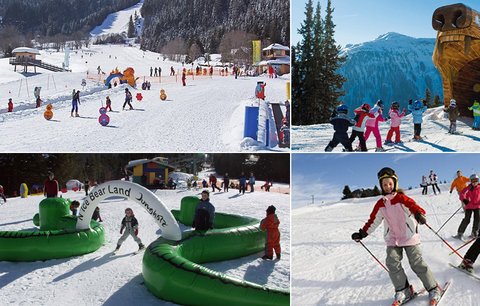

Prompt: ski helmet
[470,174,479,182]
[361,103,371,112]
[377,167,399,193]
[450,99,456,107]
[392,101,400,109]
[337,104,348,114]
[414,100,423,110]
[377,99,384,108]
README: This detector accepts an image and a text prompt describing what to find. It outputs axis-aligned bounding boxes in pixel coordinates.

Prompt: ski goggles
[377,167,396,180]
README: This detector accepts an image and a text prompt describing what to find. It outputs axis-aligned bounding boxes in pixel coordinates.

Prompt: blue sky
[292,153,480,208]
[292,0,480,46]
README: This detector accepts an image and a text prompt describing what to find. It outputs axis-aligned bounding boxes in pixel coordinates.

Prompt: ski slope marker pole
[449,237,476,256]
[425,222,464,260]
[357,241,389,273]
[435,205,463,234]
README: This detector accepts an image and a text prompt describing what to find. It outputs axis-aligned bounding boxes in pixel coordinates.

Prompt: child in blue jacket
[408,100,427,140]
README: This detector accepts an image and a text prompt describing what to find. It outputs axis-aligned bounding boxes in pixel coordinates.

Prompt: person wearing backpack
[192,190,215,230]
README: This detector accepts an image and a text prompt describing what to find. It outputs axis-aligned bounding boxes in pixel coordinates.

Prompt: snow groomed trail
[292,185,480,305]
[0,44,289,152]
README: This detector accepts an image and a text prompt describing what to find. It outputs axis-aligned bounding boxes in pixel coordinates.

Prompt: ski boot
[452,233,463,240]
[325,145,333,152]
[428,285,442,305]
[276,253,281,260]
[384,140,394,146]
[392,285,414,306]
[75,112,80,117]
[394,141,403,144]
[261,255,273,260]
[71,111,74,117]
[138,243,145,251]
[375,147,386,152]
[114,244,121,252]
[459,258,474,273]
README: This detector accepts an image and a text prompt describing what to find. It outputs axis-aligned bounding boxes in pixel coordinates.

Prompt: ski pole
[449,237,476,256]
[357,241,389,273]
[425,222,464,260]
[435,205,463,234]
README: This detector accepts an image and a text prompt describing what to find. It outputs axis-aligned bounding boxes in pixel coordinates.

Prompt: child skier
[453,174,480,240]
[349,103,375,152]
[408,100,427,140]
[192,190,215,230]
[71,90,80,117]
[385,101,406,144]
[458,236,480,273]
[443,99,460,134]
[70,200,80,216]
[115,208,144,252]
[351,167,442,305]
[92,206,103,222]
[364,100,386,152]
[105,96,112,112]
[325,104,355,152]
[122,88,134,110]
[469,100,480,130]
[7,98,13,112]
[182,68,187,86]
[260,205,281,260]
[255,82,266,100]
[0,185,6,203]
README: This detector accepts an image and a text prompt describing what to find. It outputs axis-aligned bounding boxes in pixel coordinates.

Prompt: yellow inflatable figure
[20,183,28,198]
[121,67,138,87]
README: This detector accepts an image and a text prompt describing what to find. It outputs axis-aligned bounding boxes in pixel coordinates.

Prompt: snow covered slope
[0,44,289,152]
[339,32,443,111]
[90,0,144,37]
[0,187,290,305]
[292,185,479,305]
[293,106,480,152]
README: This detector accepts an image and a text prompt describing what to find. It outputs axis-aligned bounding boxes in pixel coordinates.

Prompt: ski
[132,249,145,256]
[449,263,480,281]
[430,281,451,306]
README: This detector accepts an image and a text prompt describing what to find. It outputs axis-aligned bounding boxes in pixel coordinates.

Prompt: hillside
[339,32,443,111]
[140,0,290,53]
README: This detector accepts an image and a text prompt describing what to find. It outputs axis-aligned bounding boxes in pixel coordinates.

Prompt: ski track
[0,181,290,306]
[0,44,289,152]
[293,107,479,152]
[292,185,480,305]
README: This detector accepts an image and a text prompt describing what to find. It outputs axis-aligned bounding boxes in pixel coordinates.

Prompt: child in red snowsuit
[8,98,13,112]
[260,205,281,260]
[105,96,112,111]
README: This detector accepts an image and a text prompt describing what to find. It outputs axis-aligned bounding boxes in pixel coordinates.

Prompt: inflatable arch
[78,180,182,241]
[432,3,480,116]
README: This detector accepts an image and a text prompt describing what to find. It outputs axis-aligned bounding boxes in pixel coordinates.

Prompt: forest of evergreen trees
[292,0,346,125]
[140,0,289,55]
[0,154,289,197]
[0,0,138,37]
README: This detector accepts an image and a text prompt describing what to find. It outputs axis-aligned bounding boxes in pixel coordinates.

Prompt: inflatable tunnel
[432,3,480,116]
[142,196,289,306]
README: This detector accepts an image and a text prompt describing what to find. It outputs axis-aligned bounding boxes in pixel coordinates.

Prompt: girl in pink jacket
[364,100,386,152]
[454,174,480,239]
[351,167,441,305]
[385,102,406,144]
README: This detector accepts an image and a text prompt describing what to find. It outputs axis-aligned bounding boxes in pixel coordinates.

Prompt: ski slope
[90,0,144,37]
[0,44,289,152]
[0,184,290,305]
[293,107,479,152]
[292,185,480,305]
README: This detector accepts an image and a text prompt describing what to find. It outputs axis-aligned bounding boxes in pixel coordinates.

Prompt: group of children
[326,99,427,152]
[352,167,480,305]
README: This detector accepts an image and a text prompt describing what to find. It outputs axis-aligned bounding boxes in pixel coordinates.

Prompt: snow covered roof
[126,158,175,169]
[12,47,40,55]
[258,57,291,65]
[262,43,289,51]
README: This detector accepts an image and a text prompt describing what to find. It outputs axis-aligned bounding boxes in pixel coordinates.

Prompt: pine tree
[292,0,314,125]
[425,88,432,107]
[373,185,381,196]
[320,0,346,123]
[342,185,352,200]
[433,95,441,107]
[127,15,135,38]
